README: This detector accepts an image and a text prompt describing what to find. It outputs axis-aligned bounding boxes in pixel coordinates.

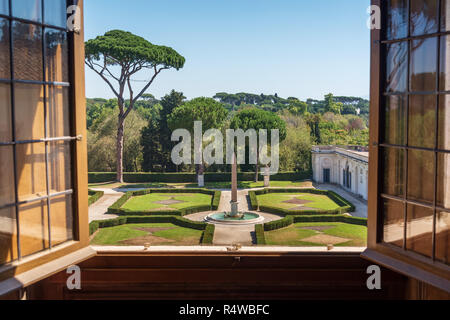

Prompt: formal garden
[83,28,369,249]
[88,175,367,248]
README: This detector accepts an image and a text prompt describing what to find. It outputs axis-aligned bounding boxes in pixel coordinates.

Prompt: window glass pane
[47,86,70,137]
[406,204,433,258]
[410,0,438,36]
[437,153,450,209]
[438,95,450,150]
[12,0,42,22]
[408,150,435,203]
[0,146,15,207]
[45,28,68,82]
[19,200,48,257]
[48,141,71,193]
[0,83,12,141]
[386,0,409,40]
[13,21,42,81]
[383,95,406,145]
[0,0,8,15]
[410,38,437,92]
[0,207,18,265]
[16,143,47,201]
[44,0,67,28]
[435,210,449,265]
[386,42,408,92]
[14,83,44,140]
[440,36,450,91]
[382,147,405,197]
[383,198,405,248]
[49,193,73,246]
[408,94,436,149]
[0,18,10,79]
[442,0,450,31]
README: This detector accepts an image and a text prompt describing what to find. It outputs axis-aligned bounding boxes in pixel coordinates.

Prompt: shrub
[107,189,221,216]
[292,215,367,226]
[251,188,355,216]
[254,224,266,245]
[264,215,294,231]
[249,191,258,210]
[88,190,104,206]
[88,171,312,184]
[201,224,215,245]
[89,215,211,236]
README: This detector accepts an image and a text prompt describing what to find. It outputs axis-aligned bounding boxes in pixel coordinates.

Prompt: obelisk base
[230,201,240,217]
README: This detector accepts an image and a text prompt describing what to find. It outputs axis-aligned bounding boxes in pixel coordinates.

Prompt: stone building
[312,146,369,200]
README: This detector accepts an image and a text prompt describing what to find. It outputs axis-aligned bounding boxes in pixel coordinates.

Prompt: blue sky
[84,0,371,101]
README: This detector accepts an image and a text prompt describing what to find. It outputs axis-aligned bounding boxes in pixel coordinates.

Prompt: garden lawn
[257,192,341,211]
[121,193,212,212]
[265,222,367,247]
[91,223,204,246]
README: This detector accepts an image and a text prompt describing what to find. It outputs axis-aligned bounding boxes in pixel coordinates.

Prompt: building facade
[312,146,369,200]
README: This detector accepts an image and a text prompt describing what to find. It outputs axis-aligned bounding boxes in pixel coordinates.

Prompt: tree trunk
[116,117,125,183]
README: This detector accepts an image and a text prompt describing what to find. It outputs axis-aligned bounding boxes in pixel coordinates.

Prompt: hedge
[88,190,104,206]
[248,188,355,216]
[201,224,215,245]
[253,215,368,244]
[88,171,312,184]
[254,224,266,245]
[107,188,221,216]
[89,215,214,245]
[264,216,294,231]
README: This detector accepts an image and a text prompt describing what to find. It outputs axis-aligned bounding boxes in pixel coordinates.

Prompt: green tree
[324,93,343,115]
[168,97,228,181]
[85,30,185,182]
[230,108,287,182]
[141,90,186,172]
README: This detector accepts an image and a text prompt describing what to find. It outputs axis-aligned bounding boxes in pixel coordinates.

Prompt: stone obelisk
[230,153,239,216]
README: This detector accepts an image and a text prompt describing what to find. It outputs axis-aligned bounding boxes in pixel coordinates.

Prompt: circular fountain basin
[205,212,265,225]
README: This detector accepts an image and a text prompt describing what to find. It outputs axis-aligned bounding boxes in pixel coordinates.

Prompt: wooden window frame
[362,0,450,293]
[0,0,93,292]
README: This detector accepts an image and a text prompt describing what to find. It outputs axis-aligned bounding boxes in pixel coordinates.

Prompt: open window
[0,0,94,296]
[362,0,450,292]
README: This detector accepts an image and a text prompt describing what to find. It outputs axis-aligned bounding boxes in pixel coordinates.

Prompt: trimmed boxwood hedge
[107,188,221,216]
[254,214,368,244]
[261,214,367,233]
[248,188,355,215]
[201,224,215,245]
[254,224,266,245]
[89,215,214,245]
[264,216,294,231]
[88,190,104,206]
[89,171,312,184]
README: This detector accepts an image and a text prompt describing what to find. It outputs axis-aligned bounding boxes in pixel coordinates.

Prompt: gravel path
[313,183,368,218]
[88,188,123,223]
[185,189,282,246]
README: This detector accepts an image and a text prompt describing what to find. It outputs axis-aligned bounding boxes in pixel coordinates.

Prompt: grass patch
[122,193,212,212]
[264,222,367,247]
[91,223,203,246]
[257,193,341,211]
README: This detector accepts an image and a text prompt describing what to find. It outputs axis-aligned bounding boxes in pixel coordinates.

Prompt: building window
[379,0,449,265]
[0,0,75,265]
